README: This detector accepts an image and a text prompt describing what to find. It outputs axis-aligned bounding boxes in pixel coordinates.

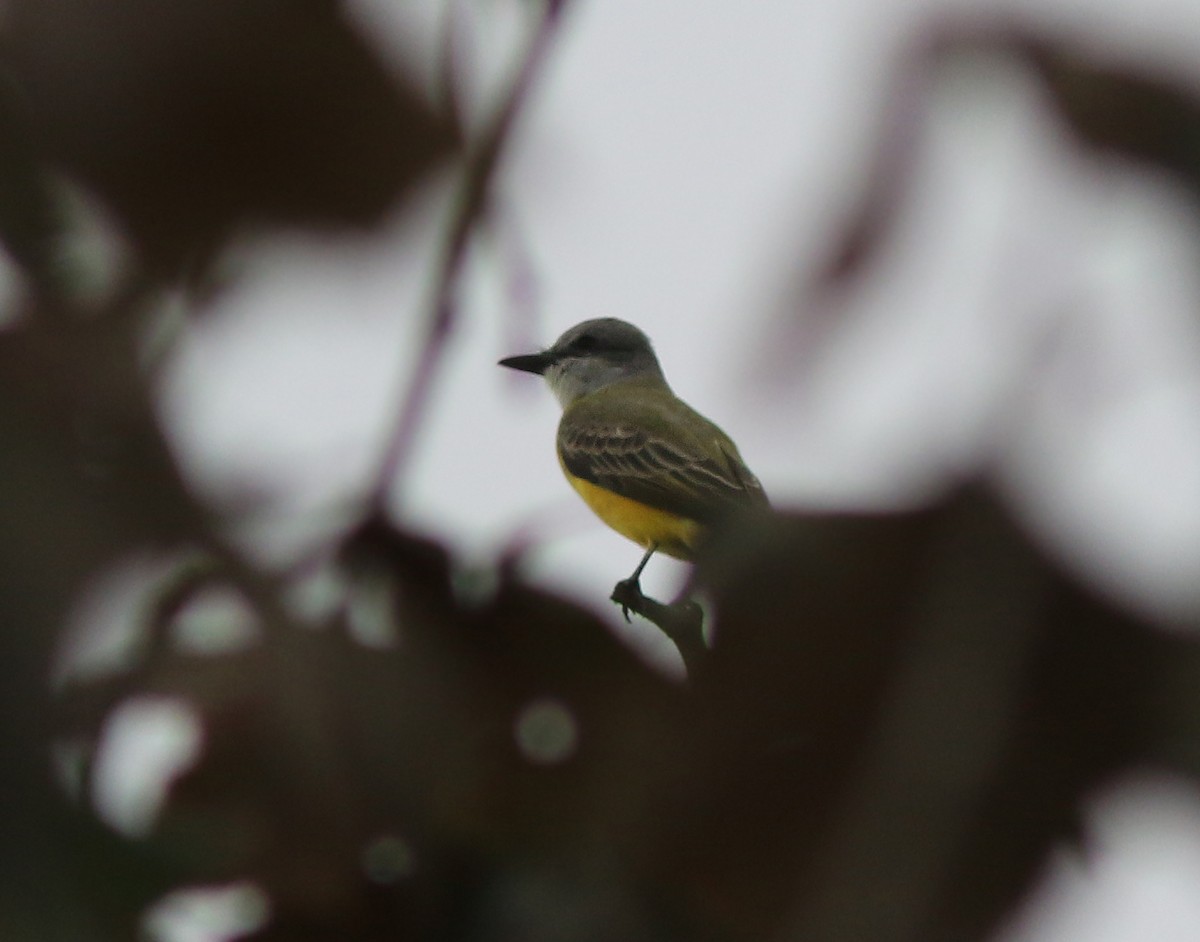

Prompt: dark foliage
[1,4,1199,941]
[1,0,455,279]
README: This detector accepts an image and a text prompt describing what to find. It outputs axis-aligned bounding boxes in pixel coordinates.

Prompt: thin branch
[610,579,708,679]
[370,0,568,511]
[436,0,469,141]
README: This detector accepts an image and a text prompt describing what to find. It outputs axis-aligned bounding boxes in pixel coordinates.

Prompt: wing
[558,394,768,525]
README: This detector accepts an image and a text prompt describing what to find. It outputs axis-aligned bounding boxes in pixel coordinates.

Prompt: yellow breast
[561,470,703,560]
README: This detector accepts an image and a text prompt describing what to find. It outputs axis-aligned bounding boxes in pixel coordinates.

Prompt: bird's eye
[573,333,598,352]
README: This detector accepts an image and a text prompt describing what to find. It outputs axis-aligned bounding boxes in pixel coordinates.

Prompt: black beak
[498,351,554,375]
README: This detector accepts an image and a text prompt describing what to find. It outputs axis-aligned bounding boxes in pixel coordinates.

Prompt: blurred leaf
[2,0,456,277]
[694,487,1200,942]
[0,75,68,295]
[0,312,214,939]
[47,493,1200,941]
[1021,40,1200,191]
[787,23,1200,371]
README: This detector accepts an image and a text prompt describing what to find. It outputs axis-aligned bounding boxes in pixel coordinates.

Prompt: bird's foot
[610,577,645,623]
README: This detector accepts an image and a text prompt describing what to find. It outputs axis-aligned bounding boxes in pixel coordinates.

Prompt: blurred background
[3,0,1200,940]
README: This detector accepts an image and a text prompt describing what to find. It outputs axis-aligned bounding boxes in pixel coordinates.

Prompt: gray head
[499,318,667,407]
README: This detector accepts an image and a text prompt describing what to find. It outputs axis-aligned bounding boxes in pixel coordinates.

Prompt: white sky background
[147,0,1200,939]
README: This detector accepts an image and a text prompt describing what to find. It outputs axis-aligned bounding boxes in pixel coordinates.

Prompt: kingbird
[499,318,768,588]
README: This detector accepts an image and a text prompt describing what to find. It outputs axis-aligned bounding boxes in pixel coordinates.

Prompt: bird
[499,318,768,601]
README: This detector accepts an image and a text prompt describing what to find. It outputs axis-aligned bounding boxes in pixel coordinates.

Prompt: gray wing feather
[559,423,766,524]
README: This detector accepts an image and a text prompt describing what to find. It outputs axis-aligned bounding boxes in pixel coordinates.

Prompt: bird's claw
[611,577,643,622]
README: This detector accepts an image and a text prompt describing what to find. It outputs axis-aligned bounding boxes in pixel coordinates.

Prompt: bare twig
[610,579,708,678]
[436,0,469,140]
[370,0,568,511]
